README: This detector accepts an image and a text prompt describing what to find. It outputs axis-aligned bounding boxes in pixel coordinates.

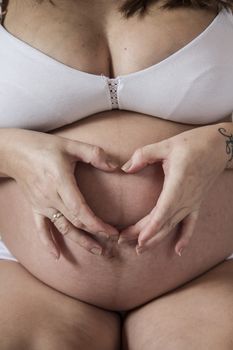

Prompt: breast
[1,8,233,131]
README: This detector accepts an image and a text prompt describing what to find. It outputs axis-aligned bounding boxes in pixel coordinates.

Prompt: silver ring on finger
[51,211,63,223]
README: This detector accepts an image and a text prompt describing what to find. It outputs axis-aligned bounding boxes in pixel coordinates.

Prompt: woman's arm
[0,128,13,178]
[215,122,233,170]
[118,120,233,255]
[0,127,119,258]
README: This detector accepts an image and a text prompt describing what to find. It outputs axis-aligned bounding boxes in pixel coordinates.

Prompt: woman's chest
[1,1,231,130]
[4,0,218,78]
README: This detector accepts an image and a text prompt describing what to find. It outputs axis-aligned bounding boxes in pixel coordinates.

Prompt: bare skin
[0,0,232,348]
[0,261,121,350]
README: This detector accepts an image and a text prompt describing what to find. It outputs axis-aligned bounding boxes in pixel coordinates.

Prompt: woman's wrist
[0,128,30,178]
[0,128,15,178]
[208,121,233,170]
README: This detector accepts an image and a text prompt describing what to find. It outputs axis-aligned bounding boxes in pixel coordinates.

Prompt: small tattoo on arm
[218,127,233,163]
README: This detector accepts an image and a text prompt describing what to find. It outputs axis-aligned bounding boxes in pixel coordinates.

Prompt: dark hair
[3,0,233,19]
[119,0,233,18]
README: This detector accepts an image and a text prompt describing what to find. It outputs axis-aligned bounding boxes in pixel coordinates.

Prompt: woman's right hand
[0,128,120,259]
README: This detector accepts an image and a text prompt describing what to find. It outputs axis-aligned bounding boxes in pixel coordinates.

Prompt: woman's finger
[58,174,119,241]
[65,140,119,171]
[136,217,180,255]
[121,142,168,173]
[51,212,105,256]
[118,215,150,244]
[119,171,183,247]
[175,210,199,257]
[138,174,182,245]
[118,170,178,245]
[33,213,60,259]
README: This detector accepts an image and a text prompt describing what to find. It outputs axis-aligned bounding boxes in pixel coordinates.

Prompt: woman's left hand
[118,124,228,256]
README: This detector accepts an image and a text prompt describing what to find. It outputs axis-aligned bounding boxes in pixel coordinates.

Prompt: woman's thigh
[122,260,233,350]
[0,261,121,350]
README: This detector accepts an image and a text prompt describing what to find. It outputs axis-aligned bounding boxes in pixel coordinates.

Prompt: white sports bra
[0,5,233,132]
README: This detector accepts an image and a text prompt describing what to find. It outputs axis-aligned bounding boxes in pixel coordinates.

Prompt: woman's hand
[0,128,119,259]
[118,124,229,256]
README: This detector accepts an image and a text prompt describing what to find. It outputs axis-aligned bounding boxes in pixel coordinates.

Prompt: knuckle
[70,204,81,218]
[134,148,144,161]
[69,201,86,219]
[142,144,153,154]
[71,216,85,229]
[79,237,90,248]
[151,216,162,231]
[56,219,70,235]
[91,145,103,161]
[43,166,59,181]
[71,204,93,229]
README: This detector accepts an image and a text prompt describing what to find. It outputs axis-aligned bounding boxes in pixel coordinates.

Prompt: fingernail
[90,247,102,255]
[121,160,132,172]
[98,231,110,240]
[136,246,146,255]
[107,160,119,168]
[177,247,184,257]
[118,236,129,244]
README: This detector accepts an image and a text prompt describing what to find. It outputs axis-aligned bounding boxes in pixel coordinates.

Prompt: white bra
[0,6,233,131]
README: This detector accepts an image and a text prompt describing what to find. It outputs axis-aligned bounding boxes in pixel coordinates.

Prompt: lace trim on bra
[107,78,119,109]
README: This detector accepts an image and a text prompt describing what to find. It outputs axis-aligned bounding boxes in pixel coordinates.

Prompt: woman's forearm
[211,121,233,170]
[0,128,15,178]
[0,128,28,178]
[1,121,233,176]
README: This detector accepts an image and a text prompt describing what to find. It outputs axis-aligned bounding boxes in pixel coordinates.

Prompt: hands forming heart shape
[118,124,228,257]
[15,124,226,260]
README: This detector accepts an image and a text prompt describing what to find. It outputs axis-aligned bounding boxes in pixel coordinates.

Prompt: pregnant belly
[0,111,232,311]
